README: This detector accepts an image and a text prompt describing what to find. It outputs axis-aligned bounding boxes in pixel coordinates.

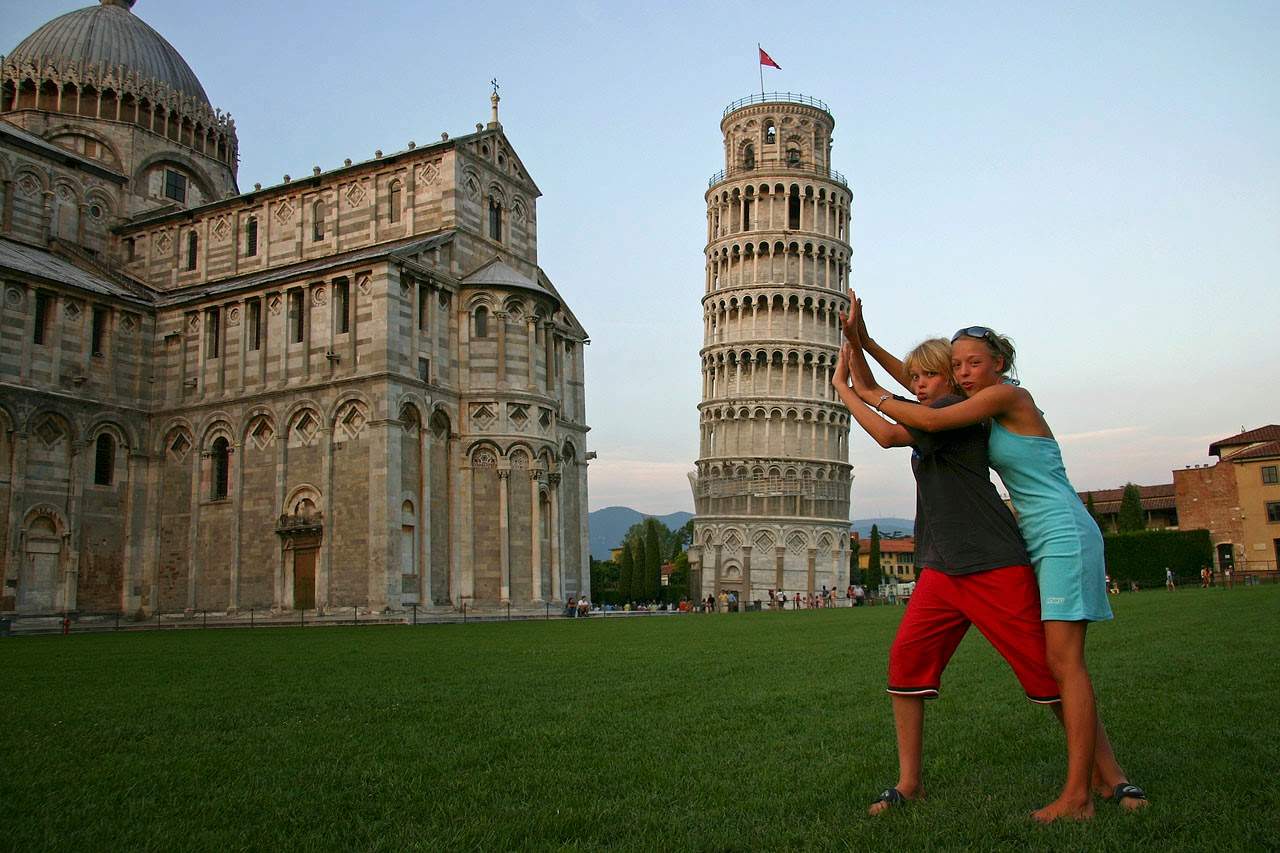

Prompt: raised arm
[862,381,1022,432]
[832,343,913,449]
[846,289,910,391]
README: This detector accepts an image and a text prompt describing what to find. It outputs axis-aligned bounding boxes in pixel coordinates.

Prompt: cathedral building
[689,94,853,603]
[0,0,591,617]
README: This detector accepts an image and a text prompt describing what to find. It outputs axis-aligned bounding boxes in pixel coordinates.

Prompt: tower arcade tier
[690,94,854,605]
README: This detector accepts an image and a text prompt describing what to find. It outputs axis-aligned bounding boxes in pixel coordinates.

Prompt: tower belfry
[689,93,854,604]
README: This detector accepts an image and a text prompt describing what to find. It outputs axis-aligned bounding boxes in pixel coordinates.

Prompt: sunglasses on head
[951,326,997,344]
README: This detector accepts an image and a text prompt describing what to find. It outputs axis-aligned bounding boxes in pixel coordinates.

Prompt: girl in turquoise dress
[845,294,1146,823]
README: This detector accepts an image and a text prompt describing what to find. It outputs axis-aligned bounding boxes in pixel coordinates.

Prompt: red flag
[759,47,781,69]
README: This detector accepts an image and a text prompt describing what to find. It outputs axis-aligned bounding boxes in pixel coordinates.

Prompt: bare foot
[1032,795,1095,823]
[868,784,923,816]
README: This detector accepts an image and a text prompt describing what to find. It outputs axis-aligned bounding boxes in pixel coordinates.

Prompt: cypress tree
[633,536,647,602]
[1117,483,1145,533]
[866,524,882,589]
[1085,492,1101,529]
[618,542,634,602]
[644,518,663,601]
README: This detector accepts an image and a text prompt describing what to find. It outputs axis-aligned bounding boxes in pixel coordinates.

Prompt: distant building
[852,533,916,582]
[1173,425,1280,574]
[1076,483,1179,532]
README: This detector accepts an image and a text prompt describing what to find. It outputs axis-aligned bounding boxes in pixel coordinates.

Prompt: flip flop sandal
[1109,783,1148,804]
[871,787,909,811]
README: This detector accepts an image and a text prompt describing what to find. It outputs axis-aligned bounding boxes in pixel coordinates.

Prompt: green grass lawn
[2,587,1278,851]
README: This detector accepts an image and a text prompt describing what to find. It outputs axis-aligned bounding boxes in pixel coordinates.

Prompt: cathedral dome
[6,1,210,107]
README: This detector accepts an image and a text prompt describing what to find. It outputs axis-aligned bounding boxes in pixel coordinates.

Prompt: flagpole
[758,43,765,96]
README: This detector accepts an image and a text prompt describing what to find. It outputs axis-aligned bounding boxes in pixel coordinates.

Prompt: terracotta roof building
[1173,425,1280,574]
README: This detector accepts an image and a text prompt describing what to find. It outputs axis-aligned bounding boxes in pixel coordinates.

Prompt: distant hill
[589,507,694,560]
[851,517,914,537]
[588,509,912,560]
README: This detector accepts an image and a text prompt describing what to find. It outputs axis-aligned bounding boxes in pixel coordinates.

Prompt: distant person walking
[1167,568,1176,591]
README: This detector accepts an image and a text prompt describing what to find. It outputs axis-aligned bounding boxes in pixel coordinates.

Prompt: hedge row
[1102,528,1213,585]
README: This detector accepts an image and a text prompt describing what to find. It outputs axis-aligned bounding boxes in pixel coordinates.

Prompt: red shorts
[887,565,1060,704]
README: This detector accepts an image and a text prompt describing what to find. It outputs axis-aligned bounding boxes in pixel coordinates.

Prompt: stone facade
[0,2,590,616]
[688,94,853,604]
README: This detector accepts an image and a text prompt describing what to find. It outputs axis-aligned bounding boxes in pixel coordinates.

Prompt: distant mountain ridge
[588,508,913,560]
[588,507,693,560]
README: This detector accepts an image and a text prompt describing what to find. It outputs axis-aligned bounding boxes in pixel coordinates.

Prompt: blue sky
[8,1,1278,518]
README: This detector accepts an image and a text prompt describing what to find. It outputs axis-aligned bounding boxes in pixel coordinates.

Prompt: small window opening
[211,437,230,499]
[312,200,325,241]
[418,282,430,331]
[474,306,488,338]
[742,198,753,231]
[94,434,115,485]
[335,279,350,334]
[289,289,304,343]
[788,187,801,230]
[787,147,801,166]
[388,180,402,223]
[248,299,261,351]
[765,122,776,145]
[91,306,108,356]
[245,216,258,256]
[125,237,136,260]
[34,292,51,345]
[488,197,502,241]
[743,144,755,170]
[164,169,187,203]
[418,356,430,383]
[206,307,220,358]
[186,231,198,271]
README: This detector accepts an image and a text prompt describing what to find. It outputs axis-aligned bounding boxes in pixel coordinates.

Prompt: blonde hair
[903,338,962,394]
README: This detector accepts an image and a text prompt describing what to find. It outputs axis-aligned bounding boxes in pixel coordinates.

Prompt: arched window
[787,146,801,166]
[186,231,198,270]
[765,122,776,145]
[788,186,801,230]
[474,306,488,338]
[743,143,755,170]
[388,180,402,223]
[93,433,115,485]
[245,216,258,256]
[211,437,230,499]
[312,200,325,241]
[488,197,502,241]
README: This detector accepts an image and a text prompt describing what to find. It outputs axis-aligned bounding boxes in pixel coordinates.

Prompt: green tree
[618,542,635,602]
[671,518,695,560]
[668,551,690,601]
[1117,483,1145,532]
[850,534,861,584]
[643,518,663,601]
[865,524,882,589]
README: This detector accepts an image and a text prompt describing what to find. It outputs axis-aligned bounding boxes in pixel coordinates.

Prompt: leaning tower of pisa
[689,94,854,606]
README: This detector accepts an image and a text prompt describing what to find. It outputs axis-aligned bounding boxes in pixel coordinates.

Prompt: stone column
[548,472,561,602]
[188,446,203,610]
[529,469,542,602]
[526,318,537,390]
[418,420,431,605]
[577,455,590,597]
[459,460,474,603]
[775,545,785,596]
[228,439,243,611]
[320,424,334,609]
[497,467,511,602]
[495,311,508,389]
[713,544,723,599]
[274,427,288,608]
[807,547,817,596]
[742,543,753,607]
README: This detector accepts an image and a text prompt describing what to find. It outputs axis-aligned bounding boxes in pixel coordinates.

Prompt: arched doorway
[278,490,322,610]
[21,515,62,614]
